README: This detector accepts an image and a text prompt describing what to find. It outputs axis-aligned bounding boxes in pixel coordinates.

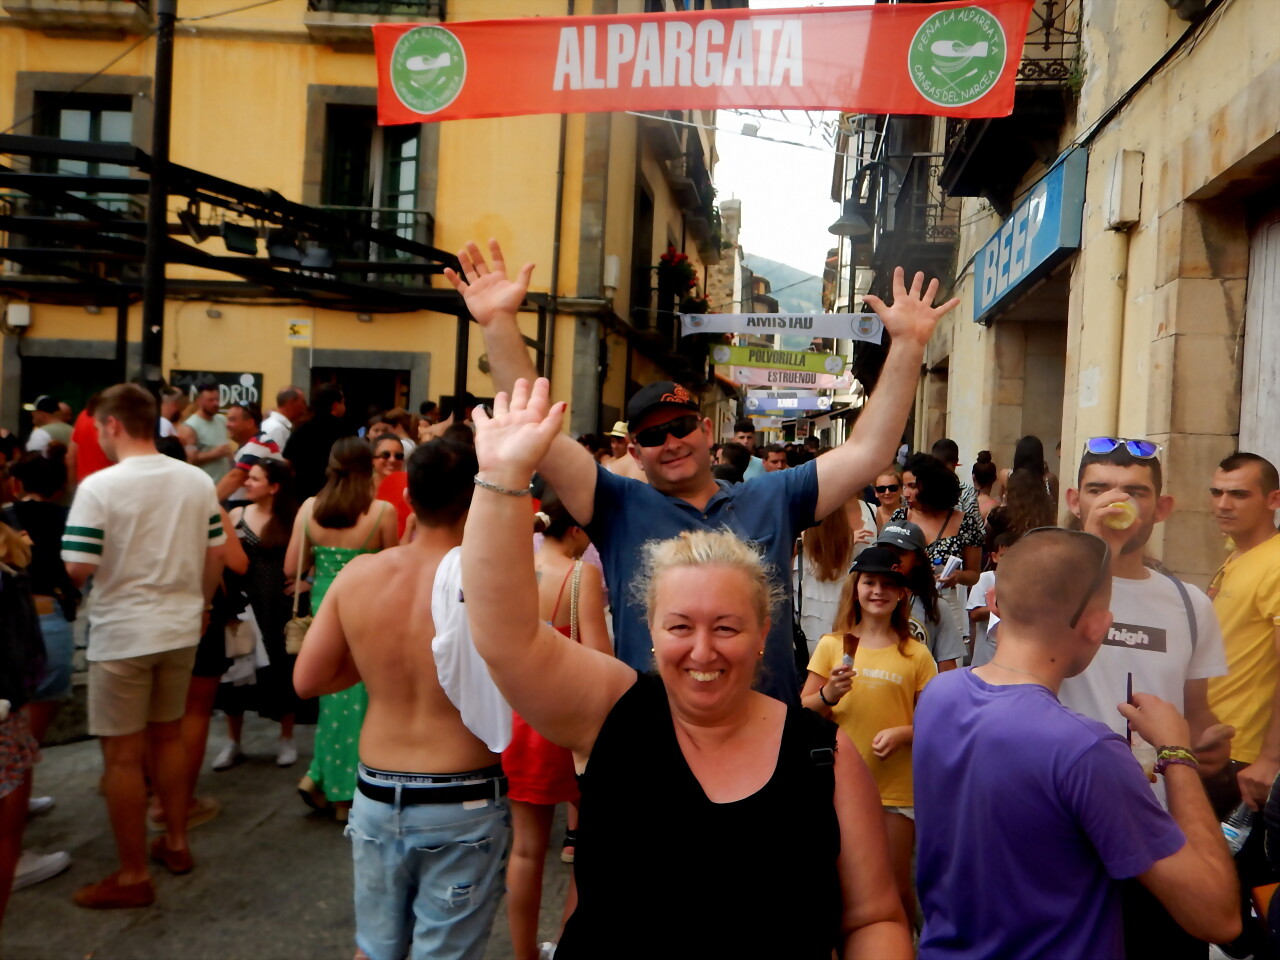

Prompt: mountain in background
[744,255,823,314]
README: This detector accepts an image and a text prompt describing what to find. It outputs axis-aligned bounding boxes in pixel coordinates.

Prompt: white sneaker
[212,742,244,771]
[26,796,55,819]
[276,738,298,767]
[538,943,557,960]
[13,850,71,891]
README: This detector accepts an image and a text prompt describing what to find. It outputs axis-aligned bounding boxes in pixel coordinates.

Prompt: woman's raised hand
[472,378,566,481]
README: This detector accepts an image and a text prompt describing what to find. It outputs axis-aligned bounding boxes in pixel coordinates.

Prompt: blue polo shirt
[584,460,819,704]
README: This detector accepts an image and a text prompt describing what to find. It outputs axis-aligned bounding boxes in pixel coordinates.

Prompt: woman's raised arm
[462,378,634,759]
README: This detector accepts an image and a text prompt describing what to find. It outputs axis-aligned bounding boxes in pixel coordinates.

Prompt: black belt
[357,775,508,806]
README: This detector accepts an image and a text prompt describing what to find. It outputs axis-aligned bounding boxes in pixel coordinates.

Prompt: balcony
[938,0,1080,212]
[304,0,444,49]
[0,0,150,37]
[665,149,722,265]
[868,153,959,278]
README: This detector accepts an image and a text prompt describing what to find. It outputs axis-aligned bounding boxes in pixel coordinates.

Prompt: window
[34,93,134,214]
[321,105,423,263]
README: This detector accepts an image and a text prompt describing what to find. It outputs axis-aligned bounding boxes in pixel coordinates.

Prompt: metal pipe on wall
[543,0,573,381]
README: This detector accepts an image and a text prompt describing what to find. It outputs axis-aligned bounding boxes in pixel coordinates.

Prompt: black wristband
[818,685,836,707]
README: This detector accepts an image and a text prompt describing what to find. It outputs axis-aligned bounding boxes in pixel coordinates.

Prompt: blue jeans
[33,609,74,702]
[347,777,511,960]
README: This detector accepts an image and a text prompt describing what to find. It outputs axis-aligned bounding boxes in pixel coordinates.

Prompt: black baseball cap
[849,546,909,585]
[624,381,701,426]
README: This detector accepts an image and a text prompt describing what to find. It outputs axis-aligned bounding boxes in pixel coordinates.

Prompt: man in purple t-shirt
[914,527,1240,959]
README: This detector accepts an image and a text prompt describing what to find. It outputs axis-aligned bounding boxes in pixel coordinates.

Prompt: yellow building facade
[1,0,731,436]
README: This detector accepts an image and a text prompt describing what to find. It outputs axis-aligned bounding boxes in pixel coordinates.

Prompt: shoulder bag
[284,511,313,655]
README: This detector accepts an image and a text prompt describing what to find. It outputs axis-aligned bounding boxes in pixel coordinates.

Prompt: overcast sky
[712,0,870,278]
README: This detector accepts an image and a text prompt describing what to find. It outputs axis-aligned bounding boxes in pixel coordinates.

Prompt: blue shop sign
[974,148,1087,323]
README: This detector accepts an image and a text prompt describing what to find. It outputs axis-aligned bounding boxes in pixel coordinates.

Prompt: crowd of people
[0,238,1277,960]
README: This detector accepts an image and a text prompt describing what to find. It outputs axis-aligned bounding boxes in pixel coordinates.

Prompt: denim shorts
[347,770,511,960]
[32,609,74,702]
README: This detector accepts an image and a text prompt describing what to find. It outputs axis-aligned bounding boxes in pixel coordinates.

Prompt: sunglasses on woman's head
[875,484,900,493]
[374,451,405,460]
[632,414,702,448]
[1084,437,1161,459]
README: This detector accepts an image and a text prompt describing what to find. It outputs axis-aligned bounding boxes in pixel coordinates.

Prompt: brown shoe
[73,872,156,909]
[150,836,194,876]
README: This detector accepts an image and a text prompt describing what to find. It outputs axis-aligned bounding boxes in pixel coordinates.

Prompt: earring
[758,649,764,657]
[651,646,655,655]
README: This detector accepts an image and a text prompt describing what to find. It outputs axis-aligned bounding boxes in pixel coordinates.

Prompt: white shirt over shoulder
[61,453,226,661]
[431,546,512,753]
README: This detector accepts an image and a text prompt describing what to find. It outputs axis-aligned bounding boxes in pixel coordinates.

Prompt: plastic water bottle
[1221,801,1255,855]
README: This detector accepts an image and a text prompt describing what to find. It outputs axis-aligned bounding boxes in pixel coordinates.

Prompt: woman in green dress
[285,437,398,820]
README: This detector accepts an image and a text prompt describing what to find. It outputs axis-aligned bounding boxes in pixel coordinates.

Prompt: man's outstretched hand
[443,239,535,328]
[863,266,959,351]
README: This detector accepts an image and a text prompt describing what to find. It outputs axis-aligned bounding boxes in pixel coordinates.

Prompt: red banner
[374,0,1035,125]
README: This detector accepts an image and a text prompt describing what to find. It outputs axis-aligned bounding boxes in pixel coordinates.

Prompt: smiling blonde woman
[461,378,911,960]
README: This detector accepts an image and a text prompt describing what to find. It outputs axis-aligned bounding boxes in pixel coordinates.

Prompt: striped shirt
[62,453,226,661]
[226,430,282,503]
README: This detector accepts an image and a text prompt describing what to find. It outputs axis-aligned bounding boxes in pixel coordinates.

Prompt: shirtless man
[295,439,511,960]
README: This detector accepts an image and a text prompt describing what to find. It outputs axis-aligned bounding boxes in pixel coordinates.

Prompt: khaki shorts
[88,647,198,737]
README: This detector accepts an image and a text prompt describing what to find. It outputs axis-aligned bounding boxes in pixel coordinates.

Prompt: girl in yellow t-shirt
[801,545,937,924]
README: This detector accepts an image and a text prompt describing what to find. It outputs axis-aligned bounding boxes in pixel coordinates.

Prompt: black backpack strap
[1161,570,1198,652]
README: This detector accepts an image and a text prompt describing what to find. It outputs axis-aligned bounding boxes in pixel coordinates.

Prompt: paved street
[7,715,570,959]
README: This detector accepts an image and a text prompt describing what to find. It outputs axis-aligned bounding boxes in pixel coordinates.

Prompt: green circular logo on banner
[908,7,1007,107]
[390,26,466,115]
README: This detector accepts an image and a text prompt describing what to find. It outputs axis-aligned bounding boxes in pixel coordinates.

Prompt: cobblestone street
[7,717,570,959]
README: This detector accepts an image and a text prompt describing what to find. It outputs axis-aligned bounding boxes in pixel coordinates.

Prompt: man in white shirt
[157,386,185,440]
[1059,439,1230,959]
[25,395,72,453]
[261,385,307,452]
[62,384,226,910]
[732,418,766,480]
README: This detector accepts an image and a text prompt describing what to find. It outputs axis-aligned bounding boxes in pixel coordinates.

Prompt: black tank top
[556,673,843,959]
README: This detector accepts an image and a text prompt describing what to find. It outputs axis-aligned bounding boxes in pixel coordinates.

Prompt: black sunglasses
[374,451,405,460]
[1022,527,1111,628]
[633,414,702,448]
[874,484,900,493]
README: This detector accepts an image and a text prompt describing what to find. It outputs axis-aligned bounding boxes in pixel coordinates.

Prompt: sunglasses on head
[1084,437,1161,459]
[1022,527,1111,628]
[374,451,405,460]
[633,413,701,448]
[874,484,900,493]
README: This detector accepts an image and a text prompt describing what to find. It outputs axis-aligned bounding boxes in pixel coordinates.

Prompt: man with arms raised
[445,240,954,704]
[295,439,511,960]
[913,527,1239,958]
[1059,438,1229,958]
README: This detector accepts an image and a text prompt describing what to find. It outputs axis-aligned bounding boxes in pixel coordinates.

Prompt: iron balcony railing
[890,154,960,245]
[315,204,435,284]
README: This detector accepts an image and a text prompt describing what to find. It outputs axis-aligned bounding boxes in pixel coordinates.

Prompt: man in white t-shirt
[261,385,306,451]
[1058,440,1230,959]
[61,384,226,910]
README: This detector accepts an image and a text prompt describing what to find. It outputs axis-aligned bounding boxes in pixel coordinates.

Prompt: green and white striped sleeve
[206,488,226,547]
[62,488,105,565]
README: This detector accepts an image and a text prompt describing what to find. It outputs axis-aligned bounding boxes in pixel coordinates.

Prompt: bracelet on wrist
[818,685,836,707]
[473,474,533,497]
[1154,745,1199,776]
